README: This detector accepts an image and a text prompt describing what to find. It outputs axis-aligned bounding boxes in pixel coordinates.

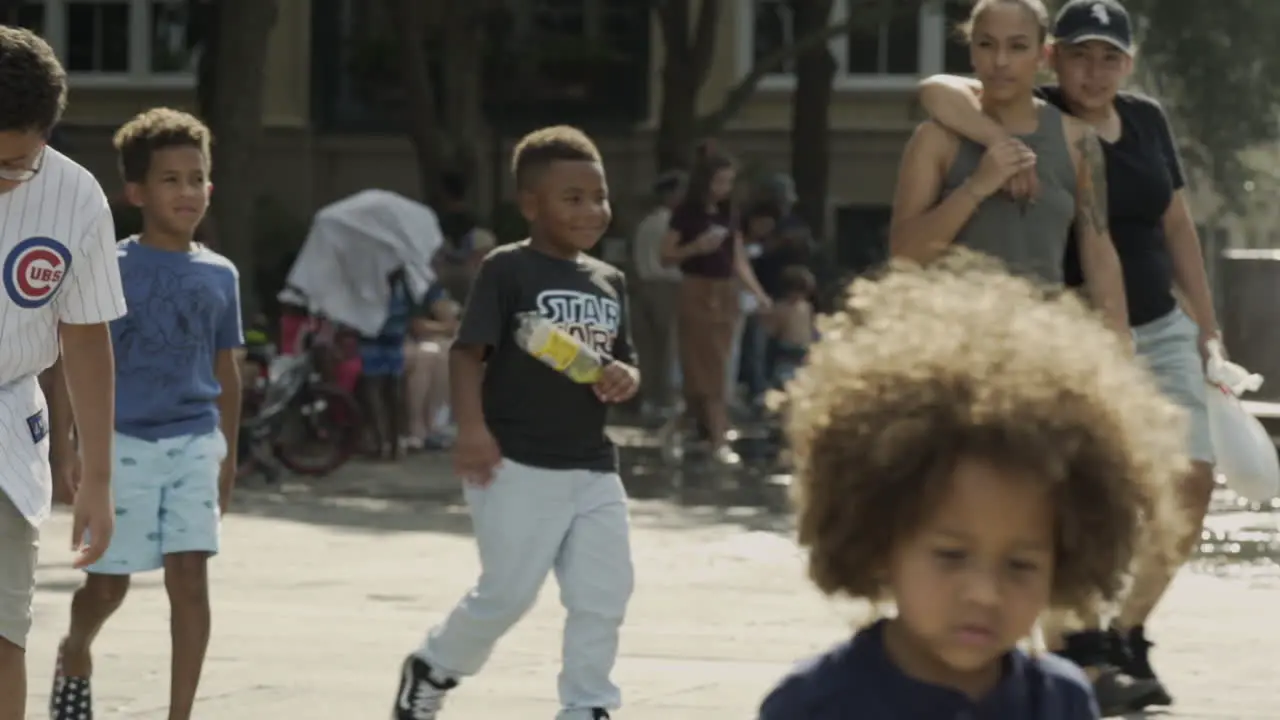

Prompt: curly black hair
[0,26,67,133]
[787,251,1187,614]
[511,125,601,190]
[113,107,212,183]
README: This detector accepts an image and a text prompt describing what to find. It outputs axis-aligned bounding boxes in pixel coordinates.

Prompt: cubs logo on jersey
[3,236,70,309]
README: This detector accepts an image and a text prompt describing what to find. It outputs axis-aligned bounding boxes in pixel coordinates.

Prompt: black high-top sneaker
[1059,629,1163,716]
[591,709,611,720]
[1115,625,1174,707]
[392,655,457,720]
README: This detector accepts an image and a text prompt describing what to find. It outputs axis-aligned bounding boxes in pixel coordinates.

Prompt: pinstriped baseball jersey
[0,146,127,526]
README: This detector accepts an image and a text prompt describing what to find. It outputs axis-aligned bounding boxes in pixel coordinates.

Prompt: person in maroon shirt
[660,142,769,464]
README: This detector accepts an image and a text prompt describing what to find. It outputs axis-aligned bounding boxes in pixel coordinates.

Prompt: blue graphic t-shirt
[111,237,243,440]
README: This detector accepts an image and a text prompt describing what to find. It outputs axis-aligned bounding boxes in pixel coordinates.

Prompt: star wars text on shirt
[535,289,621,357]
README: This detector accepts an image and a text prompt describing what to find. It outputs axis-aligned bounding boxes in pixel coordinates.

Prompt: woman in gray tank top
[889,0,1129,338]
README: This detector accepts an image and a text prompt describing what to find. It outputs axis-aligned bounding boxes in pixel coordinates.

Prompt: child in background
[403,289,462,450]
[51,108,242,720]
[759,251,1186,719]
[762,264,816,386]
[359,269,412,460]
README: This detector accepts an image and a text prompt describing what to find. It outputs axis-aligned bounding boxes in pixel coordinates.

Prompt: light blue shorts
[1133,308,1215,465]
[87,431,227,575]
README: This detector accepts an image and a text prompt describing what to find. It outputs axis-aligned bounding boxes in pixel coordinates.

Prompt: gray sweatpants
[418,459,634,719]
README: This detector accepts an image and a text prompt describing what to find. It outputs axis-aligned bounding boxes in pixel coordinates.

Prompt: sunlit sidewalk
[21,470,1280,719]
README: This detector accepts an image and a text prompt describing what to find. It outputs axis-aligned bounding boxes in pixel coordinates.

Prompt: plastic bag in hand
[1204,339,1279,502]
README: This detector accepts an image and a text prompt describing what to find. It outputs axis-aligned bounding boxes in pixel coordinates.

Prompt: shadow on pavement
[230,425,795,536]
[231,423,1280,570]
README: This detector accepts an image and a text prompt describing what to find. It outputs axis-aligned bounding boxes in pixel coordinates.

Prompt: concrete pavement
[21,457,1280,718]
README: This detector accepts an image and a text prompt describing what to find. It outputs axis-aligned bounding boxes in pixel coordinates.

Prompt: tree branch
[694,0,921,135]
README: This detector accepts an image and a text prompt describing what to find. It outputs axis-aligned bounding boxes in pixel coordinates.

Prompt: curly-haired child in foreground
[758,251,1187,719]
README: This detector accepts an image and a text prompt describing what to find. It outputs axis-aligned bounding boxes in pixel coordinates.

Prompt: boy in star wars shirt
[392,126,638,720]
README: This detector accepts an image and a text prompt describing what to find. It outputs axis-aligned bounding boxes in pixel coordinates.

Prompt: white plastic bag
[1204,340,1280,502]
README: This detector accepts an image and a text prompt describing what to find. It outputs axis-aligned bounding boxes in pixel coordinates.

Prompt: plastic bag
[1204,340,1279,502]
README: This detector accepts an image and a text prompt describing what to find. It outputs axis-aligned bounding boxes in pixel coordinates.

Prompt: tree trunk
[653,0,720,171]
[204,0,278,315]
[656,63,700,171]
[438,2,488,209]
[384,0,445,204]
[194,0,219,120]
[789,0,836,237]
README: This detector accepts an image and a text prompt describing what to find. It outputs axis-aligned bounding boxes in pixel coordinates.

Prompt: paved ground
[21,454,1280,718]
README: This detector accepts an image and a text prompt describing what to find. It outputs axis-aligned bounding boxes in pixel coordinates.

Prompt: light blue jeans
[418,459,634,719]
[87,431,226,575]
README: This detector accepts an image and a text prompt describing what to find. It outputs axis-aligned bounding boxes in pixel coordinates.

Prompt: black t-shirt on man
[1044,87,1186,327]
[455,241,634,472]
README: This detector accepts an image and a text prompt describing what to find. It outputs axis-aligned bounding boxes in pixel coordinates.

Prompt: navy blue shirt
[111,237,243,440]
[759,620,1099,719]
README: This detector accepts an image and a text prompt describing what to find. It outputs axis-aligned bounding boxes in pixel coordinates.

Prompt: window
[65,2,129,72]
[846,8,920,75]
[36,0,202,86]
[2,2,46,34]
[752,0,797,75]
[741,0,950,90]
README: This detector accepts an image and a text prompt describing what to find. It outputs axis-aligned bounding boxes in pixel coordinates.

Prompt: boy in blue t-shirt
[49,108,243,720]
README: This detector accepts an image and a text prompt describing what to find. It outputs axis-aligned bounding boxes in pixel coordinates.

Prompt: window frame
[38,0,198,88]
[736,0,948,91]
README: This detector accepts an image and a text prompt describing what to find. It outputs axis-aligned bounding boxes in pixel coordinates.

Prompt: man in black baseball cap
[1053,0,1134,54]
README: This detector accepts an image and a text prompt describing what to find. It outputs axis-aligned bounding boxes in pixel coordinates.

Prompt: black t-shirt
[455,241,634,472]
[1043,87,1185,326]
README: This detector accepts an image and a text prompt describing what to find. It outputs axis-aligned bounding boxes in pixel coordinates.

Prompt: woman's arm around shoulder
[917,74,1009,147]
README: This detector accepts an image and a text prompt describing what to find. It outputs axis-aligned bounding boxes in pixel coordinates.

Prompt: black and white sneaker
[392,655,456,720]
[591,709,611,720]
[50,640,93,720]
[1113,626,1174,708]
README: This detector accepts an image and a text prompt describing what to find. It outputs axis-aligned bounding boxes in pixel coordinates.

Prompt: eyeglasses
[0,145,46,183]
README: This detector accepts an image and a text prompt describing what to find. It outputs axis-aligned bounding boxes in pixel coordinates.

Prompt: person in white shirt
[0,27,127,720]
[630,171,685,418]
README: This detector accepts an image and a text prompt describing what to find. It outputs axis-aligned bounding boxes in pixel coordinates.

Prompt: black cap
[1053,0,1133,54]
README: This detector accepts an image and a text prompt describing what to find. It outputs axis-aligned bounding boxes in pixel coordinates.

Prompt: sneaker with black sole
[1112,625,1174,707]
[1092,666,1165,717]
[1058,629,1164,716]
[392,655,456,720]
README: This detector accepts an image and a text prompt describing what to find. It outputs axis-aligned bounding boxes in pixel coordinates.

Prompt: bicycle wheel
[272,383,363,476]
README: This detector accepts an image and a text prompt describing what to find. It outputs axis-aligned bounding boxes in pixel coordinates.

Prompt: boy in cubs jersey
[0,26,126,720]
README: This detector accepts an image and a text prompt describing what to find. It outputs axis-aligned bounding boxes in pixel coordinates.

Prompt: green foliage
[1123,0,1280,209]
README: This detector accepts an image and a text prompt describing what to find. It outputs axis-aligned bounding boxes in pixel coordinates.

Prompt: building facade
[37,0,973,267]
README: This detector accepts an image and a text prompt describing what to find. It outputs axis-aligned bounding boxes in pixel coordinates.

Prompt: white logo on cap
[1091,3,1111,24]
